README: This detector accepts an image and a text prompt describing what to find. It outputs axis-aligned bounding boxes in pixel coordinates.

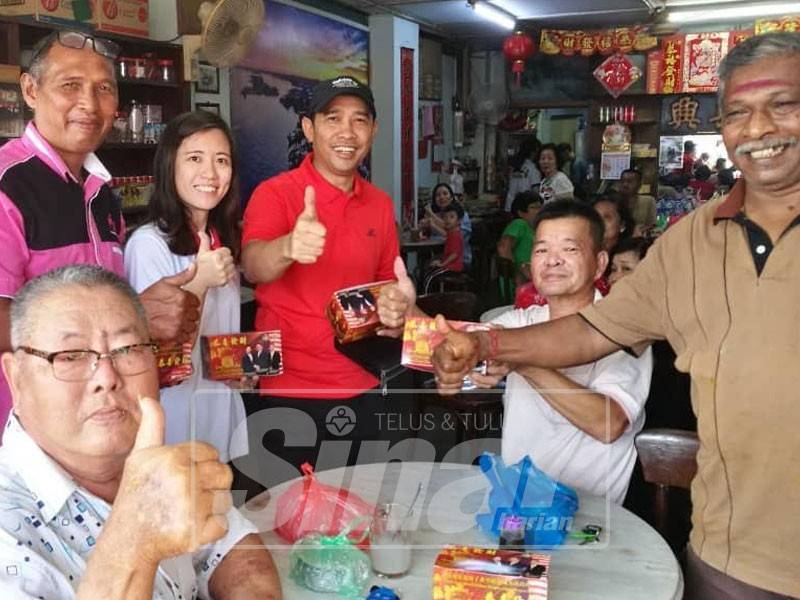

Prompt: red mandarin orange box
[432,545,550,599]
[326,280,393,343]
[401,316,490,372]
[94,0,149,38]
[156,341,193,388]
[0,0,93,26]
[200,331,283,381]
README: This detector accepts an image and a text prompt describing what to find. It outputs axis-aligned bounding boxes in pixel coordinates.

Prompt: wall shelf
[117,78,181,89]
[590,120,657,126]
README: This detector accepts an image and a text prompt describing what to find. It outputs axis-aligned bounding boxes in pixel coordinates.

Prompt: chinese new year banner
[540,27,657,57]
[755,16,800,34]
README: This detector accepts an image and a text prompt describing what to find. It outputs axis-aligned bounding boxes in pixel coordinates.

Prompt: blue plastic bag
[476,453,579,548]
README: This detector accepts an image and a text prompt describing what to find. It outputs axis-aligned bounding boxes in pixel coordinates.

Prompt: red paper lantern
[503,30,535,86]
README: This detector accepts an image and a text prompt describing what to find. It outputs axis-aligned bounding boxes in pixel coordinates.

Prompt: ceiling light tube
[667,2,800,23]
[470,0,516,30]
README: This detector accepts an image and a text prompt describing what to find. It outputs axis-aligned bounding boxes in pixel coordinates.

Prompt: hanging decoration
[540,27,656,57]
[593,52,642,98]
[755,15,800,33]
[648,30,746,94]
[684,33,728,93]
[654,35,684,94]
[400,47,415,228]
[731,29,753,47]
[502,31,535,86]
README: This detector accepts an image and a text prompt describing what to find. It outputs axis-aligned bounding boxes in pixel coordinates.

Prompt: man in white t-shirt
[476,200,652,503]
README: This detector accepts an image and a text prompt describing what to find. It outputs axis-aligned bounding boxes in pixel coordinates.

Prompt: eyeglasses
[33,31,121,63]
[58,30,120,59]
[16,343,158,382]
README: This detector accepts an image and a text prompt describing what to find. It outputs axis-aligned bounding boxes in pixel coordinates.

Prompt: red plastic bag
[274,463,374,543]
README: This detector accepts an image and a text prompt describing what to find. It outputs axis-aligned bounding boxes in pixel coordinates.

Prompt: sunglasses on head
[39,30,121,61]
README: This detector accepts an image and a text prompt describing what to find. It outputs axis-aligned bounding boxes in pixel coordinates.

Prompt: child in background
[497,191,542,284]
[423,204,464,291]
[424,182,472,268]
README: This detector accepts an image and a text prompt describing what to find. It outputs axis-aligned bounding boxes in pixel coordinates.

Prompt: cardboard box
[95,0,149,38]
[402,316,489,372]
[0,64,21,84]
[432,546,550,599]
[0,0,94,27]
[201,331,283,382]
[326,280,393,344]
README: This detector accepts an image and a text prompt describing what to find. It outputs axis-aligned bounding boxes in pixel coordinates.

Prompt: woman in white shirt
[538,143,574,204]
[125,110,248,464]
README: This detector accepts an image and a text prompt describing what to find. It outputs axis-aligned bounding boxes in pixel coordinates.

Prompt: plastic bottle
[129,101,143,143]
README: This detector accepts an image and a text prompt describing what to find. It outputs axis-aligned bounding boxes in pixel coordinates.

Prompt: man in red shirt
[242,77,404,480]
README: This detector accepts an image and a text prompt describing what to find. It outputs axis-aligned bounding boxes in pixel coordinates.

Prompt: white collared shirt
[0,416,257,599]
[491,291,653,504]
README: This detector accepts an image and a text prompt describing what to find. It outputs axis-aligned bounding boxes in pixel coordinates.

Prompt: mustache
[735,137,798,155]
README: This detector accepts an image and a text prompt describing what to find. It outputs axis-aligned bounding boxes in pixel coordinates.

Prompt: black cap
[306,76,376,118]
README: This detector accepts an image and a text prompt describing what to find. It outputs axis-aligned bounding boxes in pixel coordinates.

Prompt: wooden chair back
[635,428,699,550]
[416,291,478,322]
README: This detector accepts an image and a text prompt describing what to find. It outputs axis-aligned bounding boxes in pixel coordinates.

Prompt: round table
[400,238,445,284]
[400,238,445,252]
[242,462,683,599]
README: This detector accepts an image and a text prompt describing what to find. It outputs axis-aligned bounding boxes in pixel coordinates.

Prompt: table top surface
[400,238,444,249]
[242,461,683,600]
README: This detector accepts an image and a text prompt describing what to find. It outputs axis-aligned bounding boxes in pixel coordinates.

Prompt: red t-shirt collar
[192,227,222,251]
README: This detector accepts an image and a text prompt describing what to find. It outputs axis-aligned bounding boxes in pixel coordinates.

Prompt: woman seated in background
[607,236,695,432]
[538,143,574,203]
[124,110,248,466]
[591,192,635,252]
[497,191,541,285]
[424,182,472,269]
[608,236,653,285]
[505,138,542,210]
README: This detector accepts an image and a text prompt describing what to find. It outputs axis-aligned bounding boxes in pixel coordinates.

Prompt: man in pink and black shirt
[0,30,198,437]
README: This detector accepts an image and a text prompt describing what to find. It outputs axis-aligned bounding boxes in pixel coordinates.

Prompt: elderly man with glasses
[0,265,281,599]
[0,30,199,438]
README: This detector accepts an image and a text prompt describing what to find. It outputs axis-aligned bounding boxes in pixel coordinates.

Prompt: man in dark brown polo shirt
[432,32,800,600]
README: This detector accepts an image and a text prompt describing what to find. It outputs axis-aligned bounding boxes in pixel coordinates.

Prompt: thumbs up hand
[115,396,233,564]
[286,186,326,264]
[132,395,165,450]
[377,257,417,336]
[190,230,236,295]
[432,315,482,395]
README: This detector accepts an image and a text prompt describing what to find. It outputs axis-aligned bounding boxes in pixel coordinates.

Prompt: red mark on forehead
[731,78,792,94]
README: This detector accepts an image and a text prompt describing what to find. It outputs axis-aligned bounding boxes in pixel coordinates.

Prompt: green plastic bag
[290,517,372,598]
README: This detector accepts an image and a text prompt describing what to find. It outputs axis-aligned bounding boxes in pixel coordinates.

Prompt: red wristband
[486,329,499,360]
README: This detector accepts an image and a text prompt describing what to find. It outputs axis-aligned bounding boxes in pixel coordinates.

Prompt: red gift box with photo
[200,331,283,381]
[326,280,394,344]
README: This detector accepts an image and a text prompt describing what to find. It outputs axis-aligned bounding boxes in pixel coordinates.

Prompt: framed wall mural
[231,0,369,203]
